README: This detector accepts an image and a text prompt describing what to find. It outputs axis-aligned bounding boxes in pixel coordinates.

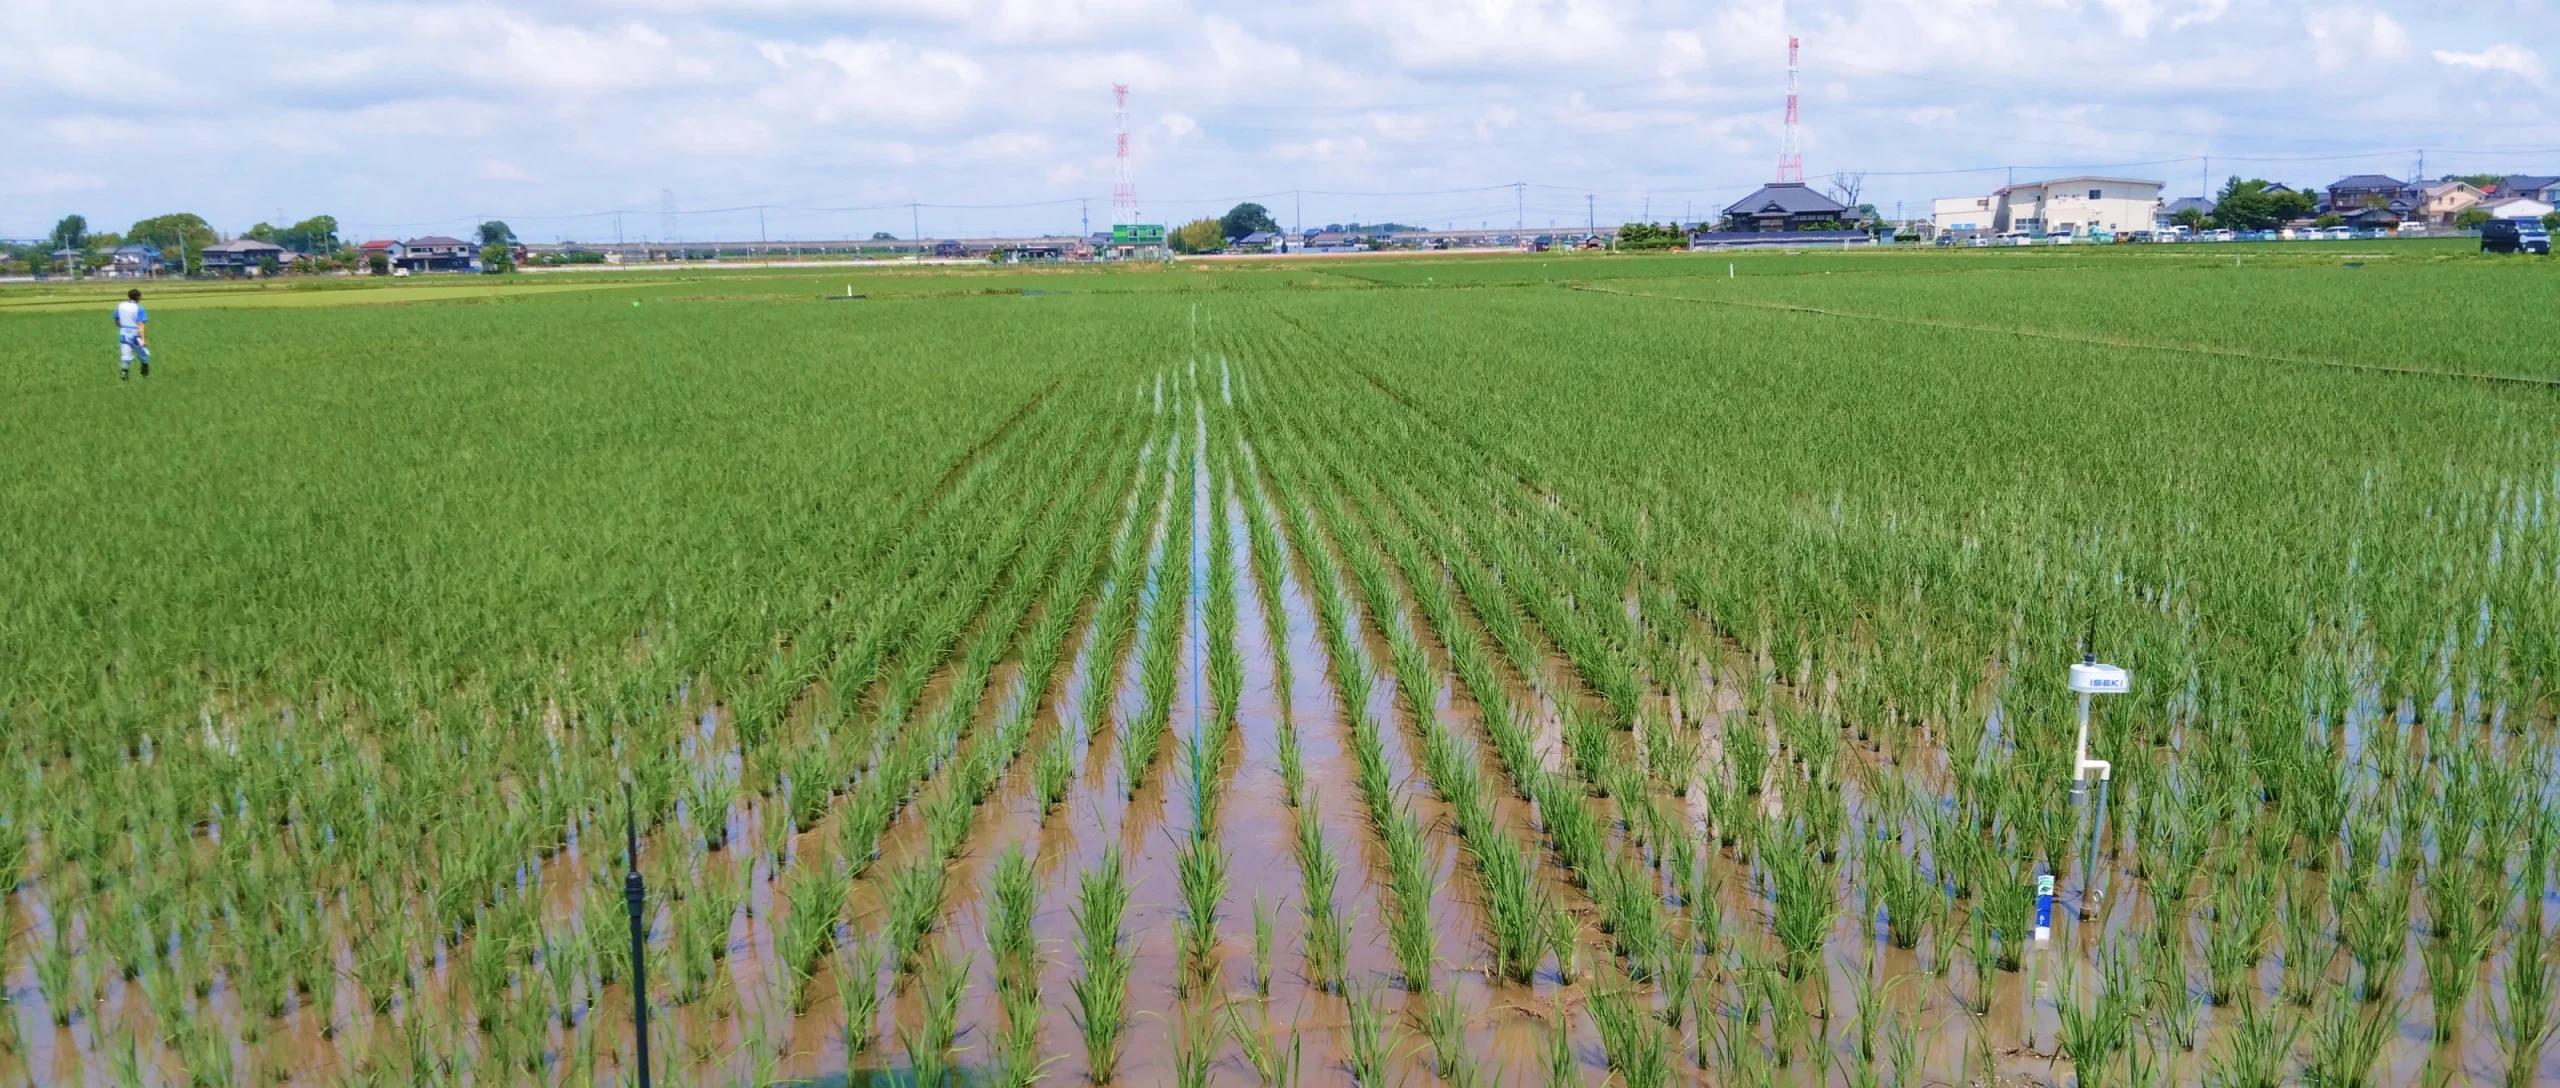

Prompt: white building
[2481,196,2555,222]
[1932,195,1996,237]
[1990,177,2165,236]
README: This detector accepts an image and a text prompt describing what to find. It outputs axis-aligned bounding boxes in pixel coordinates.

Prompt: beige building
[1991,176,2165,236]
[2415,181,2484,226]
[1932,195,1997,237]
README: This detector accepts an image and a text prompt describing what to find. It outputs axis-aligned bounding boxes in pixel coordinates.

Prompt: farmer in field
[114,288,150,379]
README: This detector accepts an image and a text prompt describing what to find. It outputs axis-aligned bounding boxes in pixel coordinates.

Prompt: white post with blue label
[2068,655,2127,925]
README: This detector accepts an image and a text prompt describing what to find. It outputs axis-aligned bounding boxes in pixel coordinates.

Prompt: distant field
[3,244,2555,1087]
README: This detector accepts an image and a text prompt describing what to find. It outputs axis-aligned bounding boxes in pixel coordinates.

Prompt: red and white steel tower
[1774,37,1804,184]
[1112,84,1139,225]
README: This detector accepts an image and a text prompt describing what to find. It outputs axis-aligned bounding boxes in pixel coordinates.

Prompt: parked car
[1935,233,1955,247]
[1968,235,1992,248]
[2325,227,2353,241]
[2211,229,2235,242]
[2129,231,2155,243]
[2481,218,2552,255]
[1997,230,2032,246]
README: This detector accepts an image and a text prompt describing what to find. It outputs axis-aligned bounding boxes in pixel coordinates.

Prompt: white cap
[2068,661,2129,695]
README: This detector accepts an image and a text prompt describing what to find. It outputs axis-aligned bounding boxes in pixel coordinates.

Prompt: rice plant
[1343,979,1396,1085]
[1422,978,1479,1086]
[1175,828,1229,984]
[1251,892,1276,996]
[836,934,886,1055]
[2302,996,2399,1088]
[1070,847,1134,1083]
[1293,797,1347,993]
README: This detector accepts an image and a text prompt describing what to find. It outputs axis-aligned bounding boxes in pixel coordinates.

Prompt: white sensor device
[2068,661,2129,694]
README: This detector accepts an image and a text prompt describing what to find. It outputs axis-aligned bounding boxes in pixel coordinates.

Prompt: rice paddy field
[2,240,2557,1087]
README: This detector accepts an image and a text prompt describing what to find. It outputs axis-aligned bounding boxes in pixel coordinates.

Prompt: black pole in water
[624,784,653,1088]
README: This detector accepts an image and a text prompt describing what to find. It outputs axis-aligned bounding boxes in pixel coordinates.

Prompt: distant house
[2482,195,2557,222]
[1721,183,1848,232]
[359,239,405,271]
[199,238,288,276]
[109,244,162,278]
[1307,231,1356,251]
[2160,196,2215,227]
[931,239,965,258]
[2493,175,2560,204]
[49,248,86,274]
[2413,182,2484,227]
[397,236,474,272]
[1234,230,1278,253]
[2324,174,2412,216]
[1931,195,1995,237]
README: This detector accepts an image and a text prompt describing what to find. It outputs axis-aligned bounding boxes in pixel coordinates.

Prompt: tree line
[7,215,523,276]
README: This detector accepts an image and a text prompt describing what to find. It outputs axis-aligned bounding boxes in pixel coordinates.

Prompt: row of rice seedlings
[985,842,1050,1087]
[1293,795,1351,994]
[1174,799,1231,989]
[1119,394,1198,799]
[1069,846,1135,1083]
[742,399,1104,756]
[1251,397,1655,984]
[1252,426,1456,996]
[1076,423,1175,753]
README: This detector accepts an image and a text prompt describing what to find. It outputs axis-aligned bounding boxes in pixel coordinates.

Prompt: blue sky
[6,0,2553,242]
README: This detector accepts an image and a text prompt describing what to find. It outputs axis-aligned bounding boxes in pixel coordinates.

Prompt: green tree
[283,215,339,254]
[479,243,516,273]
[477,220,515,248]
[2450,173,2502,191]
[2543,211,2559,232]
[1218,202,1280,241]
[48,214,89,252]
[2314,213,2343,228]
[2454,208,2492,231]
[1169,218,1225,254]
[871,231,897,241]
[1615,222,1686,250]
[245,221,286,245]
[2208,177,2308,231]
[127,213,216,267]
[257,254,282,277]
[2171,207,2209,232]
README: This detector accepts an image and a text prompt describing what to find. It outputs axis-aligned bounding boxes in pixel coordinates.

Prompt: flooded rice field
[7,295,2559,1088]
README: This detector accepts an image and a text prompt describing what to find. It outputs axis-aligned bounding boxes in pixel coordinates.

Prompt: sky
[6,0,2555,243]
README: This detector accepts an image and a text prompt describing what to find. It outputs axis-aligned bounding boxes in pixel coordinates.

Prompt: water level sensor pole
[624,784,653,1088]
[2067,654,2127,925]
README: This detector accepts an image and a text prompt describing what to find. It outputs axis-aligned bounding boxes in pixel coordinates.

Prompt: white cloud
[2432,44,2547,84]
[3,0,2552,240]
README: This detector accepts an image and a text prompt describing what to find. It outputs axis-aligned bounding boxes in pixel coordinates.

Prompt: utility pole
[911,203,921,247]
[1586,193,1594,233]
[1081,198,1089,239]
[1514,181,1524,233]
[1293,190,1301,252]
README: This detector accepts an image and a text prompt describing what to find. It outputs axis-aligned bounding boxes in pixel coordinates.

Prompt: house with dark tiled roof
[199,237,288,276]
[1720,183,1849,232]
[398,236,474,272]
[2493,175,2560,204]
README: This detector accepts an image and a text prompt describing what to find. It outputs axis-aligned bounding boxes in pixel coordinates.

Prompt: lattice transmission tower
[1775,37,1804,184]
[1111,84,1139,225]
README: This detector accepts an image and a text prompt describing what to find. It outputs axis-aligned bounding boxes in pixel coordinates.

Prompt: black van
[2482,218,2552,255]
